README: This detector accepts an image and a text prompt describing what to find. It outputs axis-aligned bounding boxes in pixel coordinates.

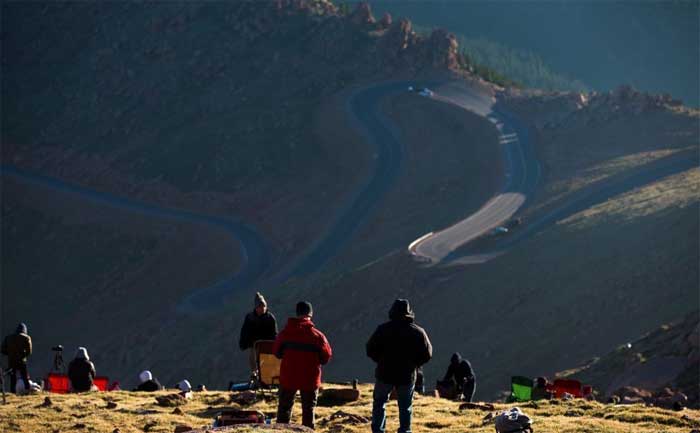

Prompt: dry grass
[564,167,700,228]
[1,384,699,433]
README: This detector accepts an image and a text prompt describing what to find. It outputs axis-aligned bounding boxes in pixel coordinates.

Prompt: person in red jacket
[273,301,332,429]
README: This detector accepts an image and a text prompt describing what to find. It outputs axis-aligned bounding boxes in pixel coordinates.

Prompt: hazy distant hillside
[365,0,699,106]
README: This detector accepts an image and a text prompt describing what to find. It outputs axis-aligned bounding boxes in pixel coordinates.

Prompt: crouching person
[273,301,332,429]
[134,370,162,392]
[367,299,433,433]
[68,347,96,392]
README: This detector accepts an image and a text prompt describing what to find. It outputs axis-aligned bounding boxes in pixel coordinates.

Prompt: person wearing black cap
[1,322,32,393]
[239,292,278,379]
[366,299,433,433]
[440,352,476,401]
[273,301,332,429]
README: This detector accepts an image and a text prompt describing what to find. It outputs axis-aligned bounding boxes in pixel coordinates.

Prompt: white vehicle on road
[490,226,509,236]
[407,86,434,97]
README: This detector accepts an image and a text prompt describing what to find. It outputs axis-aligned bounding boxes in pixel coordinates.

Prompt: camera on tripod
[50,345,64,374]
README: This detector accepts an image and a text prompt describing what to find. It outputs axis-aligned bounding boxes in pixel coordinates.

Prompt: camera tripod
[50,345,65,374]
[0,367,12,405]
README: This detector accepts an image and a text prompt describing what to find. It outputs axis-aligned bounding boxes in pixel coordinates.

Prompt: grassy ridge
[0,384,698,433]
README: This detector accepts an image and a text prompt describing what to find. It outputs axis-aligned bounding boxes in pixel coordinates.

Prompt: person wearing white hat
[68,347,96,392]
[134,370,162,392]
[175,379,193,399]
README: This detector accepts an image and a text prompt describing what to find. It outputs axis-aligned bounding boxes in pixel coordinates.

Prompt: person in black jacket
[68,347,96,392]
[239,292,278,379]
[440,352,476,401]
[367,299,432,433]
[134,370,162,392]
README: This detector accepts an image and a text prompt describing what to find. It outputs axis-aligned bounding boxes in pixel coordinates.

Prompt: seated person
[68,347,96,392]
[531,377,553,400]
[134,370,162,392]
[175,379,193,398]
[437,352,476,401]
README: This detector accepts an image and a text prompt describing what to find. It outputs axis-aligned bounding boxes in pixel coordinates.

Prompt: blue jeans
[372,381,414,433]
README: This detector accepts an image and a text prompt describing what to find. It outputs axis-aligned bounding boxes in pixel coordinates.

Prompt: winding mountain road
[0,165,270,313]
[408,82,540,264]
[445,149,699,265]
[3,79,696,313]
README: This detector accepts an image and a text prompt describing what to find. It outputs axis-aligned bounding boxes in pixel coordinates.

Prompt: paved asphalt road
[409,82,540,263]
[446,149,699,265]
[4,80,695,311]
[0,165,270,313]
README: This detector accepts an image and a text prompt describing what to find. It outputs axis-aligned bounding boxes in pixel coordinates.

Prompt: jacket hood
[16,323,27,334]
[139,370,153,384]
[287,316,314,329]
[389,299,415,321]
[451,352,462,364]
[76,347,90,361]
[177,379,192,393]
[254,292,267,308]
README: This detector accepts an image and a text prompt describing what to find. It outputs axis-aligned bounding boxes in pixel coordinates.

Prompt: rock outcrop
[559,312,700,408]
[500,84,689,131]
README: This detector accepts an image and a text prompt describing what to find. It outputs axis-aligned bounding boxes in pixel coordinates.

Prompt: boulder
[349,2,375,26]
[318,388,361,406]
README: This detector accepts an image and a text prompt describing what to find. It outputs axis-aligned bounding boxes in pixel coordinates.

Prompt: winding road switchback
[409,82,541,264]
[445,149,699,265]
[0,165,270,313]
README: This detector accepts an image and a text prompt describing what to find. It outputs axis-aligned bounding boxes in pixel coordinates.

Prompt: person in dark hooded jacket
[239,292,278,378]
[366,299,432,433]
[1,322,32,393]
[440,353,476,401]
[68,347,96,392]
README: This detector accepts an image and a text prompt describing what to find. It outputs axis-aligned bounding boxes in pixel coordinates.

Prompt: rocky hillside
[2,0,469,268]
[559,312,699,407]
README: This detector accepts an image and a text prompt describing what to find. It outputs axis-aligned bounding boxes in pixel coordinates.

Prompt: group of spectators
[2,292,474,433]
[239,292,468,432]
[0,323,171,394]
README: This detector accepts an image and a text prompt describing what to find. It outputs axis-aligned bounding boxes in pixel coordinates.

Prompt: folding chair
[509,376,533,402]
[94,376,109,391]
[46,373,71,394]
[254,340,281,398]
[553,379,582,398]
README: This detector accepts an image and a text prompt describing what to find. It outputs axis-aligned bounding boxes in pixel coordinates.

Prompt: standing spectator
[68,347,96,392]
[273,301,332,429]
[133,370,162,392]
[367,299,432,433]
[239,292,278,379]
[440,352,476,401]
[1,322,32,393]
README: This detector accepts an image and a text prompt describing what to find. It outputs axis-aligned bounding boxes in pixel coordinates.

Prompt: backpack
[494,407,533,433]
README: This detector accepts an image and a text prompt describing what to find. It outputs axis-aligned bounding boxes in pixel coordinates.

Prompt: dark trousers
[463,378,476,402]
[277,387,318,429]
[9,364,29,393]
